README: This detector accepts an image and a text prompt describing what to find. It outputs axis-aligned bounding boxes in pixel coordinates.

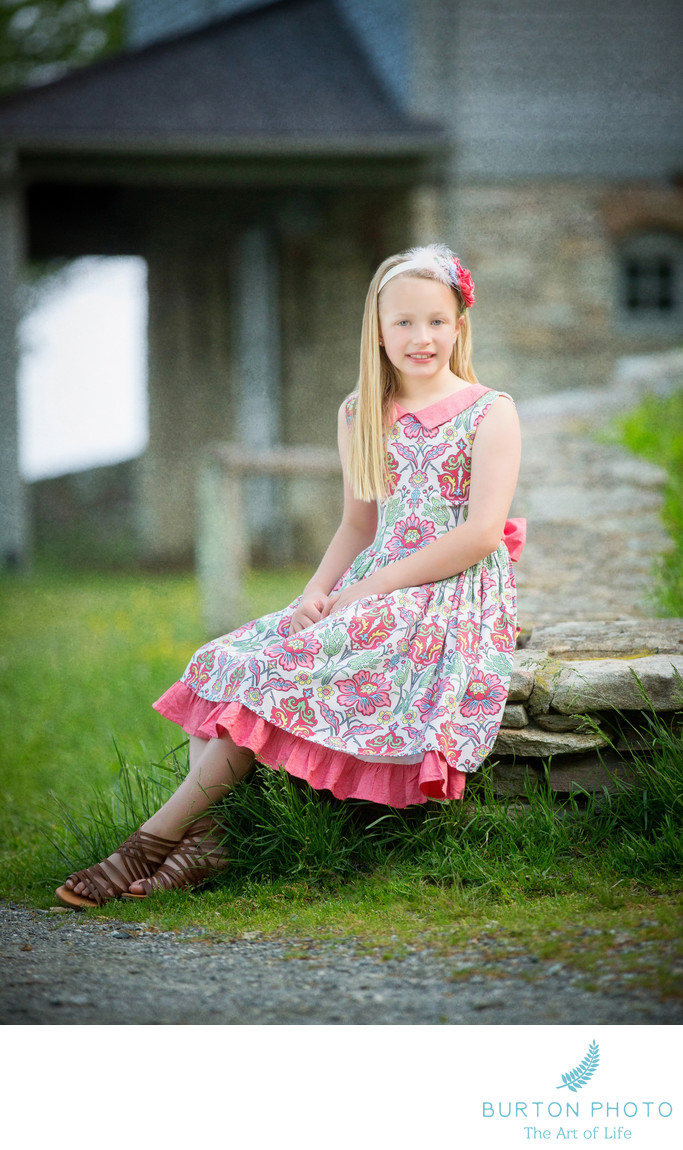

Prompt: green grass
[0,563,310,867]
[606,388,683,615]
[1,567,681,997]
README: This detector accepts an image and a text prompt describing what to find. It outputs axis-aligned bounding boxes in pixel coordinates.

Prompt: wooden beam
[0,150,28,569]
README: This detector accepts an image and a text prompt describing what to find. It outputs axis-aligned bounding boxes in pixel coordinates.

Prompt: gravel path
[2,904,680,1026]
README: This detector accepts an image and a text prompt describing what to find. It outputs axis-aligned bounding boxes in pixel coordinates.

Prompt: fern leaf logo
[556,1041,599,1093]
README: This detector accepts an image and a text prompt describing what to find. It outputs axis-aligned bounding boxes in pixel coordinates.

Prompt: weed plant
[605,388,683,616]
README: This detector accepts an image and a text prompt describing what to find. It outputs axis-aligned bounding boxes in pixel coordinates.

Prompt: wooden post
[232,226,285,565]
[196,453,248,636]
[197,444,341,635]
[0,150,27,569]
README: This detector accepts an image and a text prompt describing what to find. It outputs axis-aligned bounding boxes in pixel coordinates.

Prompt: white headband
[378,259,440,293]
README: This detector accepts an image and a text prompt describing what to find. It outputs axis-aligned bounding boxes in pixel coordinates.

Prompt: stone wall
[489,620,683,797]
[458,181,683,401]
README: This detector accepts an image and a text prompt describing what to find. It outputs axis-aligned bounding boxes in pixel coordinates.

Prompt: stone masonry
[490,620,683,797]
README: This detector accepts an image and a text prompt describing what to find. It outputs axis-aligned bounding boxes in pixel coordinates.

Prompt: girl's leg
[141,733,255,841]
[65,732,255,898]
[125,734,256,894]
[189,734,210,772]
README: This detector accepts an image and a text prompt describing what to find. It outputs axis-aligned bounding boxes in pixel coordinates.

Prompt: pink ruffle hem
[153,680,467,808]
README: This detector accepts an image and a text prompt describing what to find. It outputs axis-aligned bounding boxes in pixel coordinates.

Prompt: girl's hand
[322,574,385,619]
[289,592,331,634]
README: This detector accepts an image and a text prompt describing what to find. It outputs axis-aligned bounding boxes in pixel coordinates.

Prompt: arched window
[618,231,683,329]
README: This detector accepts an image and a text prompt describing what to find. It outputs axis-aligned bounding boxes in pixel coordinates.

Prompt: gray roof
[0,0,441,156]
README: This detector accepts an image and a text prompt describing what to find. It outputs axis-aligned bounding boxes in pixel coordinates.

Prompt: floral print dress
[153,383,523,807]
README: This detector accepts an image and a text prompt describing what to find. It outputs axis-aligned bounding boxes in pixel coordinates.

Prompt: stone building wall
[456,181,683,400]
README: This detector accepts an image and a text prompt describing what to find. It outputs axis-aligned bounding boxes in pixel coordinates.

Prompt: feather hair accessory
[378,246,475,308]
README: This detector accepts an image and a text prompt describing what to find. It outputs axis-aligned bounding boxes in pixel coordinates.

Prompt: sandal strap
[136,817,229,894]
[67,864,114,906]
[117,828,179,878]
[65,826,179,904]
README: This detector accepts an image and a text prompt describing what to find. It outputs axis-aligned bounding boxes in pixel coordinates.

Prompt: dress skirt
[154,680,467,806]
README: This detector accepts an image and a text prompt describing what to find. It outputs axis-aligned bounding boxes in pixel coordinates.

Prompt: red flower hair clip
[449,257,475,308]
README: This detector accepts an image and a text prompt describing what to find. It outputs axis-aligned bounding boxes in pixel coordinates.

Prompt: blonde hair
[347,243,478,502]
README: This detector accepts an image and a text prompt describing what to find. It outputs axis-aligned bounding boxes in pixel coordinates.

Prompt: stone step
[505,648,683,714]
[490,621,683,796]
[525,618,683,660]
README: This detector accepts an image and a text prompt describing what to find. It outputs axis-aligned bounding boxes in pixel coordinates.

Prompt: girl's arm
[289,400,377,633]
[323,397,521,614]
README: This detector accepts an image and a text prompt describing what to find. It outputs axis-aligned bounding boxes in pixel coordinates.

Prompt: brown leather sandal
[55,826,180,908]
[121,815,229,898]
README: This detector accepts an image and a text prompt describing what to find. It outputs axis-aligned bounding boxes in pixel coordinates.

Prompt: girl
[56,242,524,908]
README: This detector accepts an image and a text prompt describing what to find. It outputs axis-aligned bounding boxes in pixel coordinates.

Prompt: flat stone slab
[526,619,683,659]
[494,725,609,758]
[549,655,683,714]
[509,648,683,716]
[489,761,539,794]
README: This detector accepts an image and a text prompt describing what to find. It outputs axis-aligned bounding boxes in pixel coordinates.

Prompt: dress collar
[393,383,492,429]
